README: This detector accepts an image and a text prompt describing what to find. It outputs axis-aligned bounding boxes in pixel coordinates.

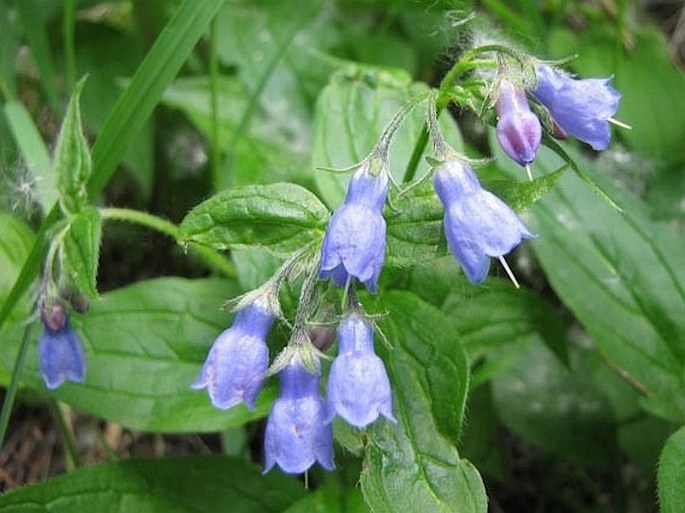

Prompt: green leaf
[360,291,487,513]
[2,101,54,210]
[54,78,91,215]
[0,278,277,432]
[180,183,329,254]
[312,67,463,209]
[494,141,685,423]
[492,339,617,469]
[283,482,366,513]
[0,455,304,512]
[658,425,685,513]
[0,213,35,323]
[60,206,102,299]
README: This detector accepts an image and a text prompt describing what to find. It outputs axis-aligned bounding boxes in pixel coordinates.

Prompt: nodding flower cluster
[188,57,623,476]
[36,47,622,480]
[495,63,622,177]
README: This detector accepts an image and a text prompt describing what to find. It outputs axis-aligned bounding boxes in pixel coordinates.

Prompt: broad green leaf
[658,425,685,513]
[2,101,54,210]
[0,455,304,512]
[312,67,463,209]
[180,183,329,254]
[360,291,487,513]
[60,206,102,299]
[54,78,91,215]
[0,278,277,432]
[492,339,617,469]
[0,213,35,323]
[494,140,685,423]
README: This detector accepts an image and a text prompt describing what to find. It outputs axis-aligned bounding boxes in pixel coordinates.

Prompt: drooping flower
[326,313,395,428]
[263,355,334,474]
[532,64,621,151]
[192,296,275,410]
[495,78,542,166]
[433,160,534,283]
[38,303,86,389]
[319,162,389,293]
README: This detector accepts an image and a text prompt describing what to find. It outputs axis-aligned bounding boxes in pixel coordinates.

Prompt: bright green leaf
[0,278,276,432]
[54,78,91,215]
[0,455,304,512]
[658,425,685,513]
[180,183,329,254]
[360,291,487,513]
[60,206,102,299]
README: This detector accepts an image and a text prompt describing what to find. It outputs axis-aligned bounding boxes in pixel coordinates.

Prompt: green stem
[402,45,507,183]
[209,16,221,188]
[99,207,237,278]
[100,207,180,238]
[0,326,32,451]
[49,399,81,470]
[63,0,77,91]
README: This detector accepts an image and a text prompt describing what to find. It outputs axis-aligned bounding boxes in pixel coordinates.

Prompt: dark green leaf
[658,425,685,513]
[180,183,329,254]
[492,339,617,468]
[2,101,54,210]
[60,206,102,299]
[0,455,304,512]
[0,278,276,432]
[494,140,685,423]
[54,78,91,215]
[360,291,487,513]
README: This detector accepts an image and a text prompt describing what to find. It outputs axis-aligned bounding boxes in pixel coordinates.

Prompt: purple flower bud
[433,160,534,283]
[192,297,275,410]
[326,313,395,428]
[39,316,86,389]
[495,79,542,166]
[319,163,389,293]
[264,356,334,474]
[532,64,621,151]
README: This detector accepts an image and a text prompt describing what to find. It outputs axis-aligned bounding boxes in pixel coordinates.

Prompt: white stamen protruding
[608,117,632,130]
[525,164,533,182]
[498,256,520,289]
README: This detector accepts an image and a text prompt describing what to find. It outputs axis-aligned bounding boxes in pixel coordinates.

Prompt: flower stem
[49,399,81,470]
[0,326,32,452]
[99,207,237,278]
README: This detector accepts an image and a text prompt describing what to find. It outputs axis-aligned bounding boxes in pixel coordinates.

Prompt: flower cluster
[494,62,622,174]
